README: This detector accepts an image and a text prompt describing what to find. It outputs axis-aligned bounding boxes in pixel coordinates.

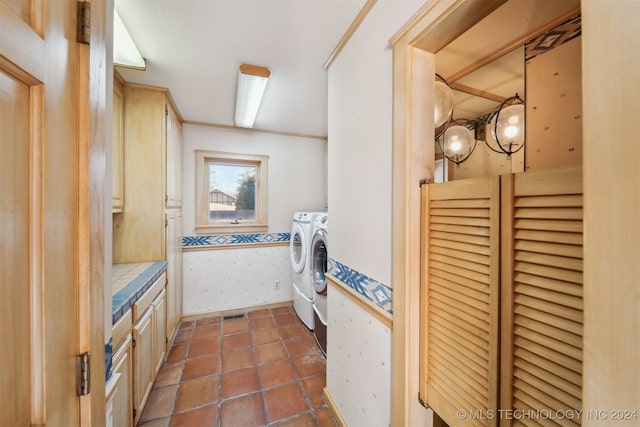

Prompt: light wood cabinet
[132,307,153,425]
[111,272,167,426]
[153,288,167,375]
[166,209,183,341]
[112,72,125,213]
[131,272,167,424]
[111,334,134,427]
[166,104,182,208]
[113,82,183,343]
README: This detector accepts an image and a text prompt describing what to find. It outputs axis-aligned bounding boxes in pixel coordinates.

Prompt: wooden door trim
[30,83,46,425]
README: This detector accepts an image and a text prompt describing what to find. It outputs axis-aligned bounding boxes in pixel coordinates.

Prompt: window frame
[195,150,269,234]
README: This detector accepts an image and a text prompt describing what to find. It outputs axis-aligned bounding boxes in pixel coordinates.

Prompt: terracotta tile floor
[137,305,337,427]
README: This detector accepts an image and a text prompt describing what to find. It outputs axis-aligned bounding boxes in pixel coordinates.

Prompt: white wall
[326,1,423,426]
[327,289,391,426]
[183,245,292,315]
[182,124,326,314]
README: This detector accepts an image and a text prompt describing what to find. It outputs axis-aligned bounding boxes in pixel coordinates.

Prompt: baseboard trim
[179,300,293,322]
[323,387,348,427]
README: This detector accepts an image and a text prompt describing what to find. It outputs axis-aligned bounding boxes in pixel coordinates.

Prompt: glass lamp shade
[443,125,474,163]
[434,80,454,128]
[487,103,525,152]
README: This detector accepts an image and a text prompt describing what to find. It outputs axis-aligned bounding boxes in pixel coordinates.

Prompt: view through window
[195,150,269,234]
[208,162,257,222]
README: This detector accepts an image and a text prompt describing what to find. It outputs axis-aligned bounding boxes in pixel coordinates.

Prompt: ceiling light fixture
[234,64,271,128]
[113,9,146,70]
[483,93,525,158]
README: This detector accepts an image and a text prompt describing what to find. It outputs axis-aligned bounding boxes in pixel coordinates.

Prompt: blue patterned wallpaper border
[327,258,393,316]
[105,337,113,382]
[183,232,290,248]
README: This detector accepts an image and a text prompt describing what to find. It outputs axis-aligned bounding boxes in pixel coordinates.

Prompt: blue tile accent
[112,261,168,324]
[230,234,262,244]
[105,337,113,382]
[182,232,291,248]
[183,235,213,246]
[327,258,393,315]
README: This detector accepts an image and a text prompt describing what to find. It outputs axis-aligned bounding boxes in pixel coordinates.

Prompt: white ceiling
[114,0,368,137]
[114,0,580,137]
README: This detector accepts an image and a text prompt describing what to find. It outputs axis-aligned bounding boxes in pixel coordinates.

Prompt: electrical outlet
[274,280,280,290]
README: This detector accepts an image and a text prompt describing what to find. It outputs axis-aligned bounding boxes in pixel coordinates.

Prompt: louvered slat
[513,357,581,401]
[430,274,491,304]
[514,294,582,323]
[431,267,492,295]
[514,218,583,233]
[514,272,582,298]
[514,336,582,375]
[431,261,491,285]
[514,305,582,336]
[431,252,492,276]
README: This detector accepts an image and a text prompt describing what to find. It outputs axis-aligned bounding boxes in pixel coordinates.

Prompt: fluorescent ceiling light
[234,64,270,128]
[113,9,146,70]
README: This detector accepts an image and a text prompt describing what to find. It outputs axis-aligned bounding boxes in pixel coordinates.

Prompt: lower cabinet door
[112,335,134,427]
[133,307,154,424]
[153,288,167,374]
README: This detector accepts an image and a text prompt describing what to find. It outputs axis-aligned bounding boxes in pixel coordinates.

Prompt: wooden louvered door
[420,176,501,427]
[500,166,583,426]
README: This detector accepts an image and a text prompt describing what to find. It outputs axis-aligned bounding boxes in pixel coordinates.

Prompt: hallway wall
[326,1,422,425]
[181,124,326,315]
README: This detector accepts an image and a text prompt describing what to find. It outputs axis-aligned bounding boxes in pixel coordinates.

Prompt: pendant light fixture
[483,93,525,158]
[434,74,454,139]
[437,118,478,167]
[433,74,476,167]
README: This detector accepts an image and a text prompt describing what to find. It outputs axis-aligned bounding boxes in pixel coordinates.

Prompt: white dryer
[310,213,328,355]
[290,211,324,329]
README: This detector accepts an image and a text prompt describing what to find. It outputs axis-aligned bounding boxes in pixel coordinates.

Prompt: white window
[195,150,268,234]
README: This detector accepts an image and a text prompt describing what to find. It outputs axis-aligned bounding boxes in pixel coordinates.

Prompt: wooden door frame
[83,0,114,426]
[389,1,507,425]
[79,0,110,423]
[391,1,640,425]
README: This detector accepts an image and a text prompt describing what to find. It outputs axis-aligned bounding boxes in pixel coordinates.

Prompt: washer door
[311,229,328,294]
[290,222,307,273]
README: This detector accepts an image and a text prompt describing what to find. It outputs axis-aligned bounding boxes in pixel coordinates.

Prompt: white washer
[290,211,324,329]
[310,213,328,355]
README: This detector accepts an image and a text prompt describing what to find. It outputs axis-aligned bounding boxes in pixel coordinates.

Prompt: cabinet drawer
[112,309,132,351]
[132,272,166,321]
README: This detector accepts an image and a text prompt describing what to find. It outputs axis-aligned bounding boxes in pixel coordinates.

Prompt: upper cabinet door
[166,103,182,208]
[113,73,125,212]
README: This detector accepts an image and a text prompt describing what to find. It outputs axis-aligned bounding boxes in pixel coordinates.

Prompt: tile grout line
[139,307,333,427]
[256,310,272,426]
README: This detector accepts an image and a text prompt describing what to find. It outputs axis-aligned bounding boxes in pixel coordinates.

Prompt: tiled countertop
[112,261,167,324]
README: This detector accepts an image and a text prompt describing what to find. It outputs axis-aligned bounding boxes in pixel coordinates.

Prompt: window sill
[195,224,269,235]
